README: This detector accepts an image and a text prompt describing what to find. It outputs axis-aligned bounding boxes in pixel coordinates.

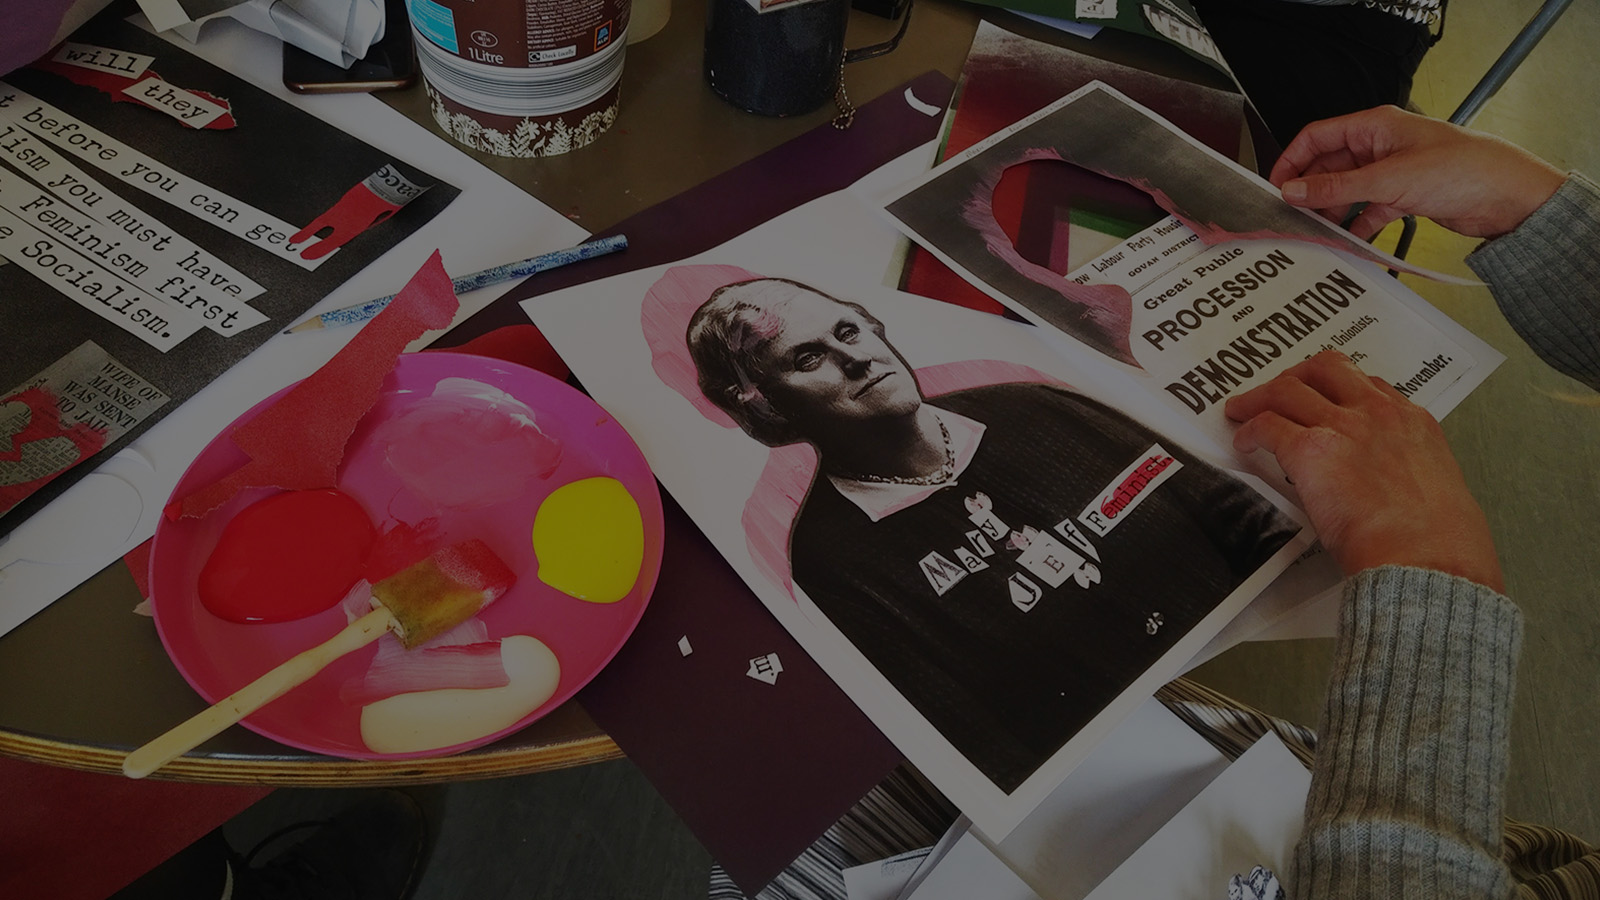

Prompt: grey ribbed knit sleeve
[1291,565,1522,900]
[1467,173,1600,392]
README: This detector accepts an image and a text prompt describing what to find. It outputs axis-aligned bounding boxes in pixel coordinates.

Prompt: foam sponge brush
[373,539,515,648]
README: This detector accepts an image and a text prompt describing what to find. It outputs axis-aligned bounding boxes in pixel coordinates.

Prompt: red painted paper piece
[0,754,269,900]
[32,60,238,129]
[0,386,109,517]
[292,181,402,261]
[426,323,570,382]
[123,537,154,601]
[173,251,459,519]
[123,322,567,596]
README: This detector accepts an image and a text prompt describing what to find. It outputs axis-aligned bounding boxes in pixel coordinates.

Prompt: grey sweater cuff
[1467,173,1600,392]
[1291,565,1522,900]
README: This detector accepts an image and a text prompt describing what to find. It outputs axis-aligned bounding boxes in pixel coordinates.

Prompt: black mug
[704,0,914,117]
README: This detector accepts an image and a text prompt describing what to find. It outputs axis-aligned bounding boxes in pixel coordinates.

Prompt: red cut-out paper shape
[292,181,402,261]
[0,386,109,516]
[173,251,459,519]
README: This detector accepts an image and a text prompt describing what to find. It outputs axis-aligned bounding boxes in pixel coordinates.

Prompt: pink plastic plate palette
[150,352,664,759]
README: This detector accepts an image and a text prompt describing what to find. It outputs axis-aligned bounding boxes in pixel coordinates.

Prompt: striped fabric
[707,765,959,900]
[1278,0,1443,25]
[709,677,1598,900]
[1507,822,1600,900]
[1152,677,1319,767]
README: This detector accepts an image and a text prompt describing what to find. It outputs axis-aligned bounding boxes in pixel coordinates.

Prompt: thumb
[1280,167,1390,210]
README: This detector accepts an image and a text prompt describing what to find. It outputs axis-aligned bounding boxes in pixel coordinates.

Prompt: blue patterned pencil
[284,234,629,333]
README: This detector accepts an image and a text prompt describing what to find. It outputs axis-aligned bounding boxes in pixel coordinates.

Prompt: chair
[1388,0,1575,264]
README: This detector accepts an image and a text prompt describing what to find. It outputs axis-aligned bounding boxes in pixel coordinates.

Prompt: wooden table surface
[0,0,1244,785]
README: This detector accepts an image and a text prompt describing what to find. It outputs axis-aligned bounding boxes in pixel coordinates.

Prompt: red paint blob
[199,489,376,623]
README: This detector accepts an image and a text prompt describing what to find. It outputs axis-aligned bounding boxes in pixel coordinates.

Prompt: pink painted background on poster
[641,264,1067,600]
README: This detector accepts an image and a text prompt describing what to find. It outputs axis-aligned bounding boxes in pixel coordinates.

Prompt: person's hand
[1225,351,1504,591]
[1269,105,1565,241]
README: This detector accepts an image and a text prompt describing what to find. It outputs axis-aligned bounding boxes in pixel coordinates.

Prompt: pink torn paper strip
[361,517,444,585]
[338,640,511,705]
[171,251,459,519]
[960,153,1137,365]
[335,586,508,704]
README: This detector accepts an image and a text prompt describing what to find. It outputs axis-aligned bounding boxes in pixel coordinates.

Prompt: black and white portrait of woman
[682,275,1299,792]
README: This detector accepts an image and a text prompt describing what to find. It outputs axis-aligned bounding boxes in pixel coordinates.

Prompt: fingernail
[1282,180,1307,202]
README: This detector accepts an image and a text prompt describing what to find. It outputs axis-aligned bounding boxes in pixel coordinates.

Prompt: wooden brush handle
[122,607,395,779]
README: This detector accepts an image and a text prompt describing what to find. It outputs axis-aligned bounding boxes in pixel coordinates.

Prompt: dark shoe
[230,790,426,900]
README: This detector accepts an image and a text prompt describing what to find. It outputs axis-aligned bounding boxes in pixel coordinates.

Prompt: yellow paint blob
[531,476,644,603]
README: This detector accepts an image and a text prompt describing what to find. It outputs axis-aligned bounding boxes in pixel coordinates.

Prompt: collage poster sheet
[525,77,1501,835]
[966,0,1236,83]
[883,81,1492,479]
[523,151,1322,837]
[0,10,458,534]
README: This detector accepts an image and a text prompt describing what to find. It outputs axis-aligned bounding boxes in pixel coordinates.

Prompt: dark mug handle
[704,0,914,118]
[844,0,914,65]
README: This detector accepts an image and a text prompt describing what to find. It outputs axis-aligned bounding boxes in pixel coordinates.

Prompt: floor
[143,3,1600,897]
[211,765,714,900]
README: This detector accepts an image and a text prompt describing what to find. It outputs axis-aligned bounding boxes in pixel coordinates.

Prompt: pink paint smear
[373,377,563,513]
[965,151,1138,365]
[172,251,459,519]
[637,263,1075,600]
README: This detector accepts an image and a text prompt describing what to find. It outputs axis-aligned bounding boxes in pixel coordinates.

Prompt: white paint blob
[359,634,562,754]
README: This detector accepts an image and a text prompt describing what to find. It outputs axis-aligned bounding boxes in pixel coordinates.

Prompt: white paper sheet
[1013,12,1103,39]
[905,698,1229,900]
[908,728,1308,900]
[879,80,1506,651]
[523,143,1313,838]
[0,14,586,637]
[1081,733,1309,900]
[842,847,935,900]
[144,0,384,68]
[904,836,1043,900]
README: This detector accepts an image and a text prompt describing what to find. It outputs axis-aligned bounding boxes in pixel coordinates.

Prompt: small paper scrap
[746,652,783,685]
[1228,865,1285,900]
[52,43,154,79]
[678,636,693,656]
[119,76,228,128]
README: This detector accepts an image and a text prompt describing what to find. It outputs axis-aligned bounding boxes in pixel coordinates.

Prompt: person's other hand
[1225,351,1504,591]
[1269,105,1565,241]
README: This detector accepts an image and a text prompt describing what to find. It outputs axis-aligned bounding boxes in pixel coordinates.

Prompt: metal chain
[1362,0,1442,26]
[832,60,856,130]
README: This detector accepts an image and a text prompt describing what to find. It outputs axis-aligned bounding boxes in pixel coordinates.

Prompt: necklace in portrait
[841,418,955,486]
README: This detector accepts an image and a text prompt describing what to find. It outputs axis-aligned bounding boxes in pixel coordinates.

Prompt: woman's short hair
[685,278,884,447]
